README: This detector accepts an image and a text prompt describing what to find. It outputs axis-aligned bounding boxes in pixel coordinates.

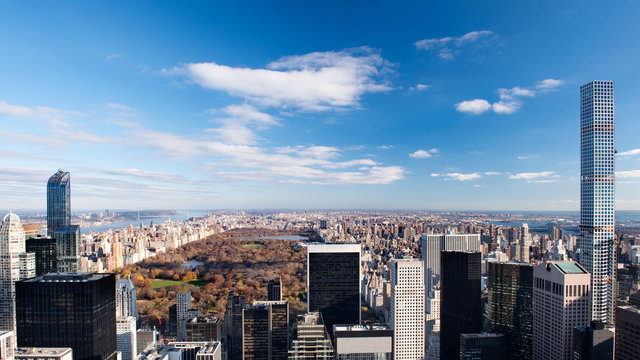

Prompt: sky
[1,1,640,211]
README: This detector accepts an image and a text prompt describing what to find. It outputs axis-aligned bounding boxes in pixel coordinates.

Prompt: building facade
[116,316,137,360]
[421,233,481,292]
[224,293,245,360]
[116,277,139,319]
[186,316,222,342]
[440,251,482,360]
[242,301,288,360]
[51,225,79,273]
[25,235,57,276]
[615,305,640,360]
[267,277,282,301]
[578,80,616,323]
[333,324,392,360]
[15,273,117,360]
[46,170,71,237]
[486,262,533,360]
[0,213,36,334]
[459,333,505,360]
[177,291,200,341]
[307,244,361,334]
[390,257,425,360]
[532,261,591,360]
[288,312,333,360]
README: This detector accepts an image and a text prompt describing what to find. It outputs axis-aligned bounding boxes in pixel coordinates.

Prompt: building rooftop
[16,347,73,357]
[307,243,360,253]
[22,272,112,282]
[460,333,505,339]
[552,261,588,274]
[334,324,391,332]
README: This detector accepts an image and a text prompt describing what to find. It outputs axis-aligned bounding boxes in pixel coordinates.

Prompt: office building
[47,170,71,237]
[487,262,533,360]
[288,312,333,360]
[242,301,288,360]
[224,294,245,360]
[572,321,614,360]
[177,291,200,341]
[0,213,36,334]
[333,324,392,360]
[440,251,482,360]
[578,80,616,323]
[186,316,221,342]
[51,226,79,272]
[517,224,531,263]
[22,225,39,240]
[161,342,221,360]
[307,244,360,334]
[116,277,139,319]
[421,233,481,291]
[459,333,505,360]
[25,235,57,276]
[15,348,73,360]
[426,288,441,360]
[136,328,158,356]
[0,331,15,360]
[390,257,425,360]
[533,261,591,360]
[615,305,640,360]
[267,277,282,301]
[116,316,137,360]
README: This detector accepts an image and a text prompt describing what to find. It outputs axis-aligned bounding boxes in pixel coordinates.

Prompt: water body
[233,235,309,241]
[82,210,207,234]
[184,260,204,269]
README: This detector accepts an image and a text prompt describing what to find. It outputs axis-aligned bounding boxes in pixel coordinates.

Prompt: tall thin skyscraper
[116,277,139,319]
[390,257,425,360]
[0,213,35,334]
[47,170,71,237]
[307,244,361,334]
[267,277,282,301]
[421,233,481,292]
[242,301,288,360]
[440,251,482,360]
[578,80,616,323]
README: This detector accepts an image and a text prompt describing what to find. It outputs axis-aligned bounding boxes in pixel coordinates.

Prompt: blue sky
[1,1,640,210]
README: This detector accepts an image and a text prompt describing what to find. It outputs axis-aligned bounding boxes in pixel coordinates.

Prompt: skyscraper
[440,251,482,360]
[578,80,616,323]
[47,170,71,237]
[116,316,137,360]
[333,324,393,360]
[51,226,80,272]
[532,261,591,360]
[116,277,139,319]
[615,305,640,360]
[487,262,533,360]
[288,312,333,360]
[25,235,57,276]
[421,233,481,292]
[307,244,360,334]
[177,291,199,341]
[390,257,425,360]
[0,213,36,334]
[16,273,117,360]
[224,293,245,360]
[242,301,288,360]
[267,277,282,301]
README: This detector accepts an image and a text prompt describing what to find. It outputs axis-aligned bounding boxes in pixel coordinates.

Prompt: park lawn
[243,242,262,249]
[150,279,208,289]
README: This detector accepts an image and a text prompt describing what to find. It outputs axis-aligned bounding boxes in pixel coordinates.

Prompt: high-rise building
[116,316,137,360]
[136,328,158,355]
[0,213,36,334]
[0,331,15,360]
[51,225,79,272]
[25,235,57,276]
[288,312,333,360]
[440,251,482,360]
[242,301,288,360]
[16,273,117,360]
[614,305,640,360]
[426,288,441,360]
[224,293,245,360]
[578,80,616,323]
[307,244,360,334]
[116,277,139,319]
[572,321,614,360]
[333,324,393,360]
[517,224,531,263]
[459,333,505,360]
[186,316,222,342]
[486,262,533,360]
[421,233,481,292]
[532,261,591,360]
[267,277,282,301]
[390,257,425,360]
[15,347,73,360]
[47,170,71,237]
[177,291,200,341]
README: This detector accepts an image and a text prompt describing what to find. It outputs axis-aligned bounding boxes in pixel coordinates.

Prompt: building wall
[390,258,424,360]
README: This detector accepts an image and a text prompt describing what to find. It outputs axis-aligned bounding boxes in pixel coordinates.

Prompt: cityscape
[1,2,640,360]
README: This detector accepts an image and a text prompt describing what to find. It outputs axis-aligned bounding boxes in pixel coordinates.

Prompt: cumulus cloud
[409,84,430,91]
[456,79,564,115]
[517,153,538,160]
[415,30,495,60]
[378,145,394,150]
[409,148,439,159]
[508,171,559,183]
[164,47,392,111]
[617,149,640,156]
[431,172,482,181]
[0,100,82,119]
[617,170,640,178]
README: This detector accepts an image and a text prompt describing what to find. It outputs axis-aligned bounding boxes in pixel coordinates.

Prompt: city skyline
[2,2,640,210]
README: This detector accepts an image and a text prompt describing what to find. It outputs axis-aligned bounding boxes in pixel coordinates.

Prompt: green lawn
[150,279,208,289]
[243,242,262,248]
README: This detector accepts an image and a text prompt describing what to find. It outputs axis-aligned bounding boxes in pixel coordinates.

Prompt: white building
[425,288,440,360]
[533,261,591,360]
[0,213,35,334]
[117,316,137,360]
[0,331,15,360]
[421,233,481,291]
[177,291,199,341]
[578,80,616,323]
[390,257,424,360]
[15,347,73,360]
[116,277,138,319]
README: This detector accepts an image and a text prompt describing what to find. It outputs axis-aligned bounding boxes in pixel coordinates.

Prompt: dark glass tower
[224,293,245,360]
[440,251,482,360]
[51,225,80,272]
[307,244,361,334]
[25,235,58,275]
[47,170,71,237]
[268,277,282,301]
[16,272,117,360]
[487,262,534,360]
[242,301,289,360]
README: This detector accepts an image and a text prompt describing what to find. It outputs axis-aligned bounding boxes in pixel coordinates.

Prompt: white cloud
[0,100,81,119]
[455,99,492,114]
[484,171,501,176]
[409,148,439,159]
[106,54,125,61]
[517,153,538,160]
[205,104,279,145]
[433,172,482,181]
[165,47,392,111]
[415,30,494,60]
[107,168,191,184]
[456,79,564,115]
[378,145,394,150]
[617,149,640,156]
[617,170,640,178]
[410,84,430,91]
[508,171,558,183]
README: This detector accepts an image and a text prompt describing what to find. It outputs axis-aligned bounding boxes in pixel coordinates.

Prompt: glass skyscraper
[46,170,71,237]
[578,80,615,323]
